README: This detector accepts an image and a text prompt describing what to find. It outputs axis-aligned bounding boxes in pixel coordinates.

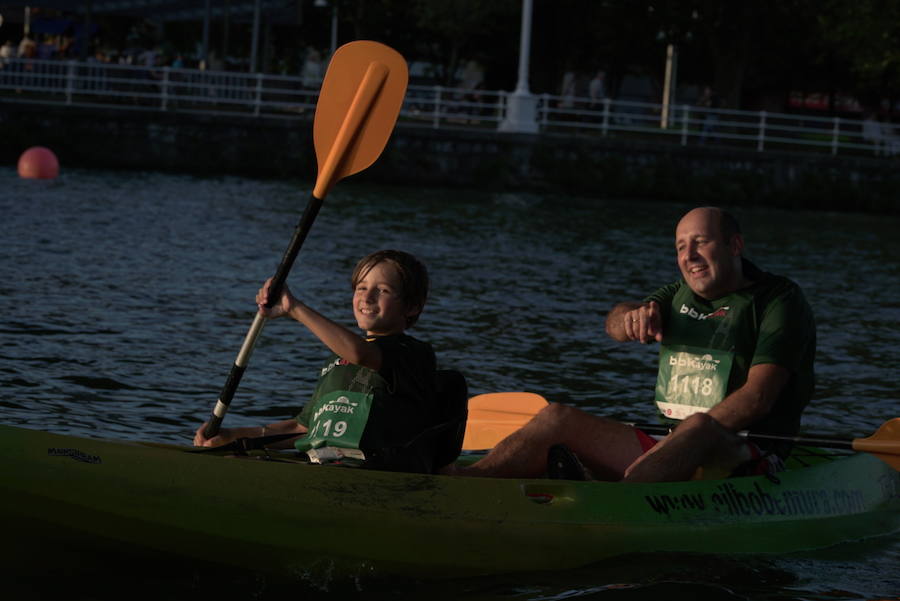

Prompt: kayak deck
[2,424,898,579]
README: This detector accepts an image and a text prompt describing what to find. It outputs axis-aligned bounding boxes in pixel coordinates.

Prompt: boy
[194,250,441,473]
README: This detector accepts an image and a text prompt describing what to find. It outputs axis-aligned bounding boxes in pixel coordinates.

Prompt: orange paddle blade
[462,392,549,451]
[853,418,900,470]
[313,41,408,199]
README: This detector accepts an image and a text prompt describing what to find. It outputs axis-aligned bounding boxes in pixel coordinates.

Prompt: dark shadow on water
[3,549,807,601]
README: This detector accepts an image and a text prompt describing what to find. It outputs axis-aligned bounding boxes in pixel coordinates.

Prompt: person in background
[589,69,606,111]
[0,40,15,65]
[699,85,722,143]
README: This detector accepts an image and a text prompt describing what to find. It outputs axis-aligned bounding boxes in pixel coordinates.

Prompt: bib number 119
[311,419,348,438]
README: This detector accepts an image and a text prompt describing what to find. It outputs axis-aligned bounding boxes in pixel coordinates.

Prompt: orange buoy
[18,146,60,179]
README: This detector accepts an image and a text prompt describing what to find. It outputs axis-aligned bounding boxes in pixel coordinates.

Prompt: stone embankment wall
[2,103,898,213]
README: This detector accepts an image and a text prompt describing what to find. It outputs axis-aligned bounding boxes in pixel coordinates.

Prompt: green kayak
[2,424,898,579]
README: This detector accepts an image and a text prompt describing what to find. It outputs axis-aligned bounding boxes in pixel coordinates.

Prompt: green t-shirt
[646,259,816,454]
[295,333,439,472]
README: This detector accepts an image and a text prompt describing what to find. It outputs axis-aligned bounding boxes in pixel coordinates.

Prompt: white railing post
[681,104,688,146]
[602,97,610,137]
[757,110,767,152]
[161,67,170,110]
[831,116,841,155]
[433,85,442,129]
[540,93,549,126]
[65,60,76,105]
[254,73,263,116]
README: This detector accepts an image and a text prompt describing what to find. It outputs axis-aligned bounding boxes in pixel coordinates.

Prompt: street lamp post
[329,3,337,57]
[661,43,678,129]
[315,0,338,58]
[499,0,538,133]
[250,0,261,72]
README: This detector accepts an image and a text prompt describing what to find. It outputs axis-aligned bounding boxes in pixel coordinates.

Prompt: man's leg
[623,413,751,482]
[451,404,644,480]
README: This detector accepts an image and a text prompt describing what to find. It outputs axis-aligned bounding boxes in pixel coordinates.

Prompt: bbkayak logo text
[668,353,720,371]
[312,396,359,422]
[680,304,731,321]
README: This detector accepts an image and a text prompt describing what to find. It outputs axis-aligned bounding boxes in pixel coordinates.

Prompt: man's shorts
[634,427,785,476]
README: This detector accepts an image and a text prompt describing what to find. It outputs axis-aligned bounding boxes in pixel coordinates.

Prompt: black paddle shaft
[266,194,325,308]
[634,423,854,451]
[203,194,324,439]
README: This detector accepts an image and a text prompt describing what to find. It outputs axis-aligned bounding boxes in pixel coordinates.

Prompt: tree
[410,0,519,87]
[817,0,900,112]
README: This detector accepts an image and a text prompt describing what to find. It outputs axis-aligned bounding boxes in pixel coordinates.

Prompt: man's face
[675,209,742,300]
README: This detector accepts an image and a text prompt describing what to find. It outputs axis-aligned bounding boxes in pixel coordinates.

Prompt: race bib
[655,345,733,420]
[295,389,372,455]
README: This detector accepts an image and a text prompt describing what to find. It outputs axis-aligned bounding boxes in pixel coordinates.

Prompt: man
[448,207,815,482]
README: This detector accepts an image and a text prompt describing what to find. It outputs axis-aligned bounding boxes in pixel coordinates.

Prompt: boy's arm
[286,300,382,370]
[256,278,381,370]
[193,418,306,448]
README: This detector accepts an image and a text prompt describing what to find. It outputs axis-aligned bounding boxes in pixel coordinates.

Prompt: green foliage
[87,0,900,114]
[410,0,519,86]
[816,0,900,107]
[372,0,900,113]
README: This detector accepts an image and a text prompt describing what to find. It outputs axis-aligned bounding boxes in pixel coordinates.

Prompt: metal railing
[1,58,895,159]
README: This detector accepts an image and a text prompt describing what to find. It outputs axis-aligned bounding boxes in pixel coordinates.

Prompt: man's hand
[607,301,663,343]
[625,301,662,343]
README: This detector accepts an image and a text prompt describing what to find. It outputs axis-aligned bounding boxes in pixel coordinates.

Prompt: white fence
[1,58,895,158]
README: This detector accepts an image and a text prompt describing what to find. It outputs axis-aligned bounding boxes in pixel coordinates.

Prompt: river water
[2,167,898,600]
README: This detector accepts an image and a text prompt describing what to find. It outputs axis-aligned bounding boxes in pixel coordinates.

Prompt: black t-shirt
[296,333,439,471]
[646,259,817,456]
[361,333,439,463]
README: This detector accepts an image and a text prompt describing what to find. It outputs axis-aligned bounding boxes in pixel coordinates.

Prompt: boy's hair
[350,250,429,328]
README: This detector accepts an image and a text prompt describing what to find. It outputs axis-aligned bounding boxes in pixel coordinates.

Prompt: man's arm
[706,363,790,432]
[623,363,791,481]
[606,301,663,344]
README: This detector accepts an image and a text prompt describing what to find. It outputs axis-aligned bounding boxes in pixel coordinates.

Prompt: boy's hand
[193,422,236,447]
[256,278,295,319]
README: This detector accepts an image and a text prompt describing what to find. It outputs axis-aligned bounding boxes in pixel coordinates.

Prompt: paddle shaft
[633,423,855,451]
[203,195,323,439]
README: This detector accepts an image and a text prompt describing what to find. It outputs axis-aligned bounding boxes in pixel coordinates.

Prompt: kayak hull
[2,424,898,578]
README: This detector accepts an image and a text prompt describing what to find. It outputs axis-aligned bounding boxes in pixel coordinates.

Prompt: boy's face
[353,261,416,336]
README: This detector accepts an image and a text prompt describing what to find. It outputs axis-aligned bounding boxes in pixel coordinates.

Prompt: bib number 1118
[668,374,714,397]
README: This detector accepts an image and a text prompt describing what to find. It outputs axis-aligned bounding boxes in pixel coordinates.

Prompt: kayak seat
[547,444,588,480]
[431,369,469,472]
[367,369,468,474]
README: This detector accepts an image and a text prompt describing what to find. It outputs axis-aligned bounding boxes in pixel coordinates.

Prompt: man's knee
[678,413,744,456]
[536,403,583,426]
[530,403,590,439]
[675,412,730,442]
[679,412,717,431]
